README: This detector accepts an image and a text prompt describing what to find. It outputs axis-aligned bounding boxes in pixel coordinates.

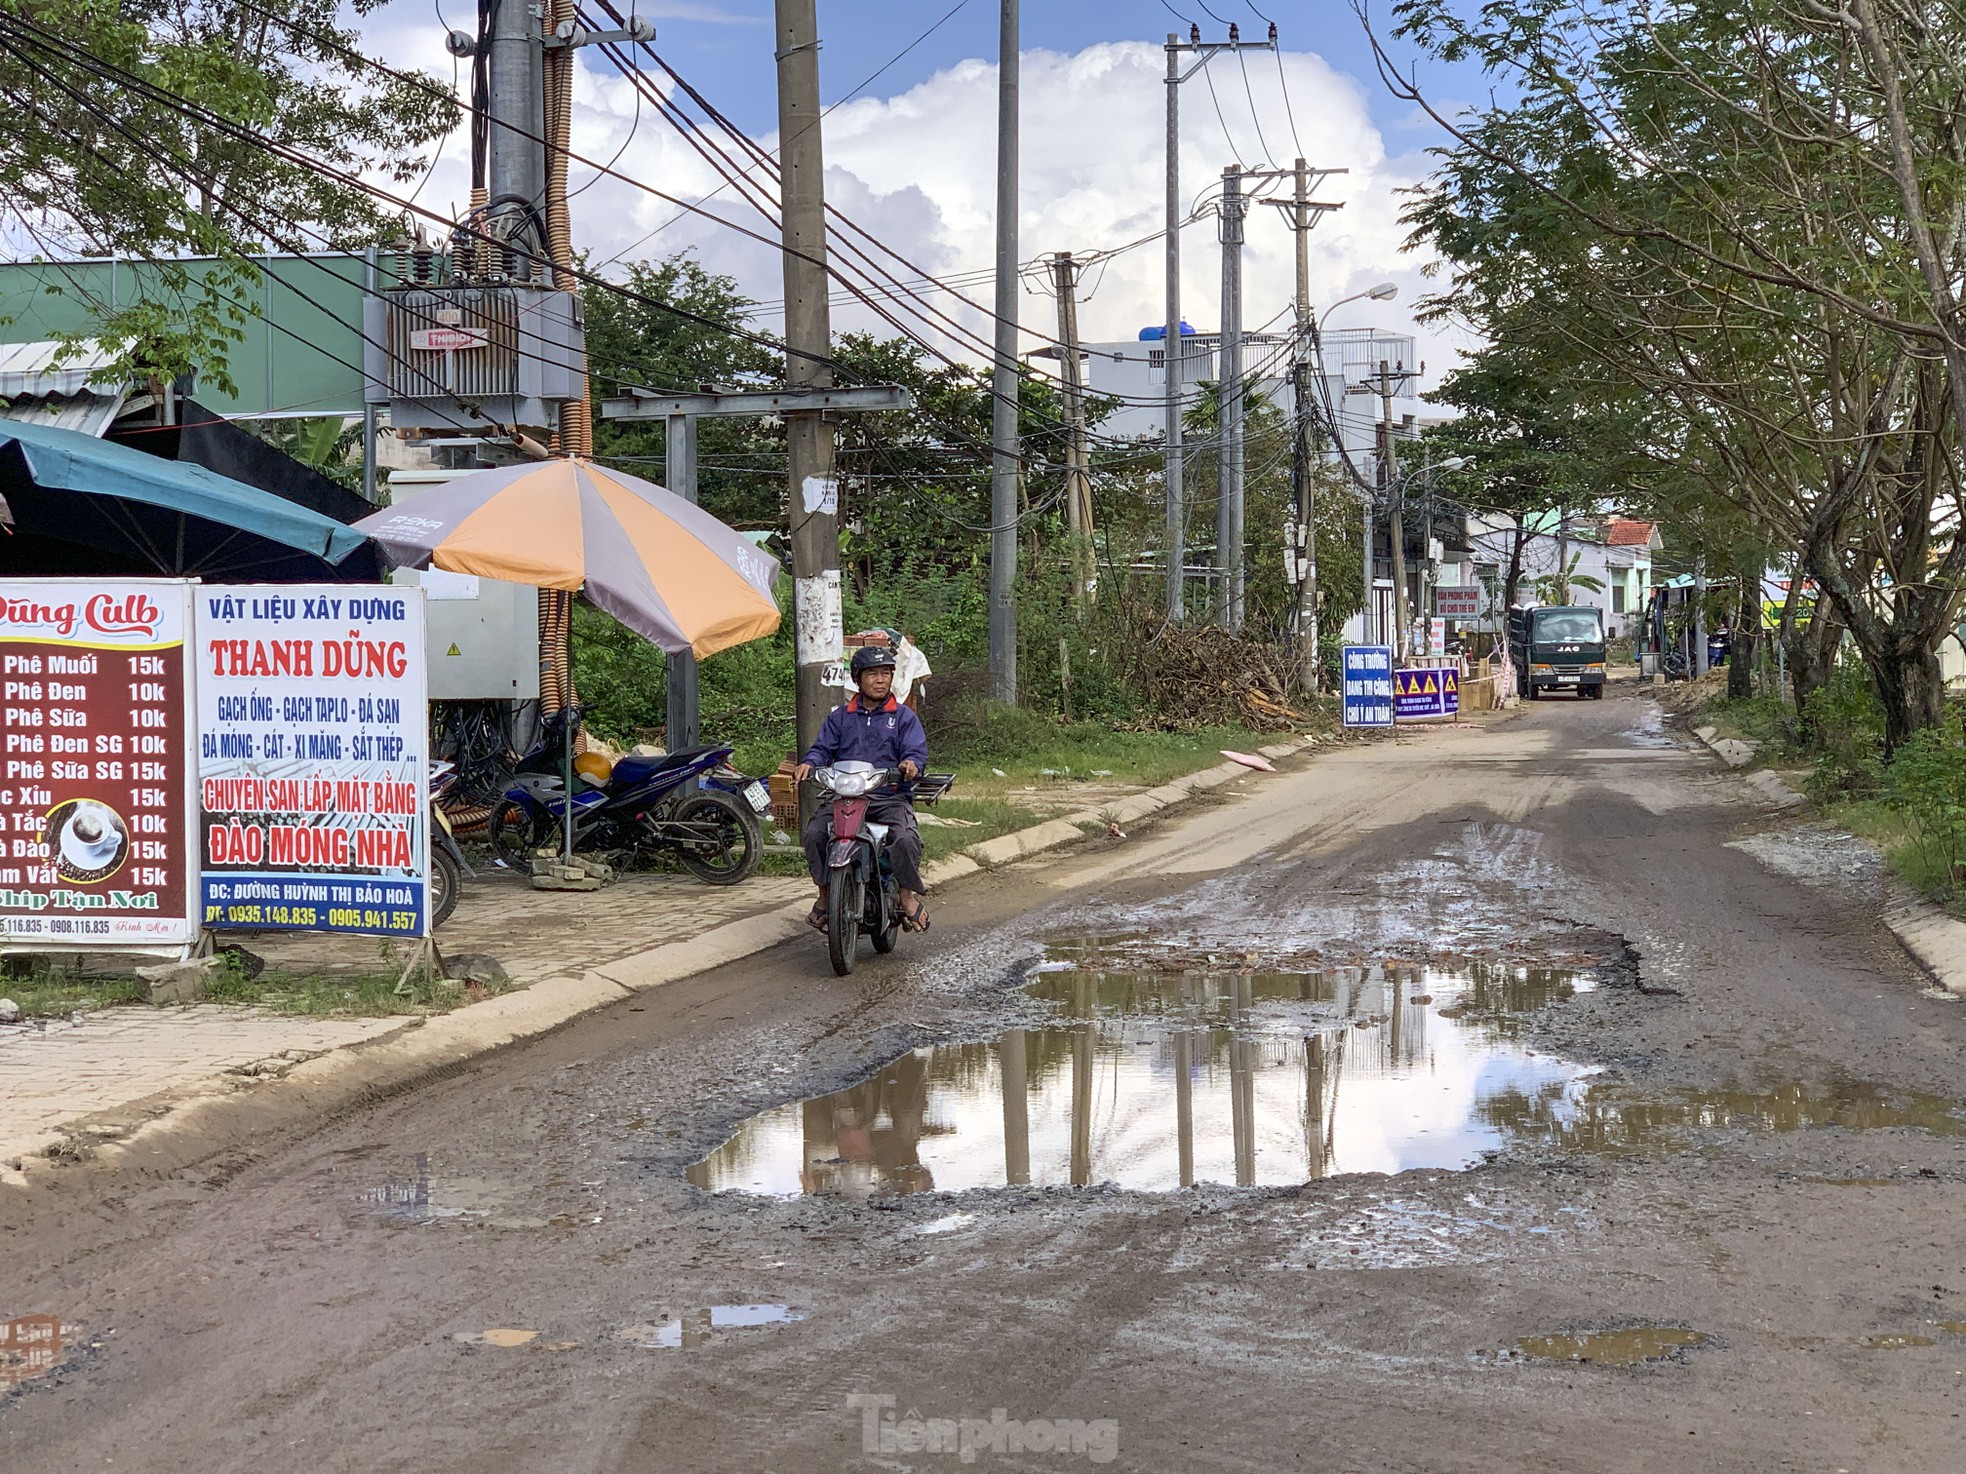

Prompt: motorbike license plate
[743,780,771,813]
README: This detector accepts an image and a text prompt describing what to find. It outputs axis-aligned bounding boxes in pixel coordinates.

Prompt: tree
[1387,0,1966,748]
[0,0,454,389]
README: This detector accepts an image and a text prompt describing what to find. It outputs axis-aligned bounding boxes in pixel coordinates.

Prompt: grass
[932,713,1295,804]
[0,971,145,1020]
[1697,693,1800,758]
[0,949,497,1022]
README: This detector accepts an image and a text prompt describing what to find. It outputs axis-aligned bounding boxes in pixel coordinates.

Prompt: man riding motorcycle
[794,645,931,934]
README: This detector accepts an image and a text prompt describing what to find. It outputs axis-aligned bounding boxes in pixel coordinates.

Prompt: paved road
[7,683,1966,1472]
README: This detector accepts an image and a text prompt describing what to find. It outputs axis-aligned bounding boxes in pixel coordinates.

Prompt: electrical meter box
[385,471,541,700]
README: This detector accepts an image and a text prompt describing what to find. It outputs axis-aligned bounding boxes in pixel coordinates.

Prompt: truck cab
[1508,605,1607,699]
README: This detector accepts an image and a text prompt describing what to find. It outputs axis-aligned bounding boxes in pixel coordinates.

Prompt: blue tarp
[0,415,369,565]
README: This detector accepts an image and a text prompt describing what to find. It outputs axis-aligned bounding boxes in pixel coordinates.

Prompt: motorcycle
[812,761,954,976]
[428,760,472,929]
[488,715,766,885]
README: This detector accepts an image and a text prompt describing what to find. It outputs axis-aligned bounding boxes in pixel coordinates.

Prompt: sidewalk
[0,735,1326,1185]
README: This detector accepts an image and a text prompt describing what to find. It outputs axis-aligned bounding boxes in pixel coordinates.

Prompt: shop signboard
[0,579,199,950]
[195,586,429,938]
[1434,585,1482,619]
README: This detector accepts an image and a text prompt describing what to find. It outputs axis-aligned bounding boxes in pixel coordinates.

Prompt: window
[1611,581,1627,614]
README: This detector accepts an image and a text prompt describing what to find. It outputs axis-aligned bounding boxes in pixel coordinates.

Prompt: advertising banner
[0,580,199,949]
[1434,586,1482,619]
[195,586,429,937]
[1341,645,1394,728]
[1394,666,1460,720]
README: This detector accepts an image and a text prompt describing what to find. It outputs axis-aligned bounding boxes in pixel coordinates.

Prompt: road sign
[1434,586,1481,618]
[1342,645,1394,728]
[1394,666,1460,720]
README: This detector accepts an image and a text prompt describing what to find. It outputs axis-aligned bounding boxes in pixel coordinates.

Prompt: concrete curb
[1686,715,1964,994]
[5,731,1333,1186]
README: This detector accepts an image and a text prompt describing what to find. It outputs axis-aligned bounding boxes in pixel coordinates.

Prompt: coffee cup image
[46,799,131,884]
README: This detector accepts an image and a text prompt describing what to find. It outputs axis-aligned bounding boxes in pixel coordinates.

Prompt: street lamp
[1294,282,1399,682]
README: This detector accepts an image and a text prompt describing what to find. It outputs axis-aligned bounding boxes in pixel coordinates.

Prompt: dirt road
[6,683,1966,1472]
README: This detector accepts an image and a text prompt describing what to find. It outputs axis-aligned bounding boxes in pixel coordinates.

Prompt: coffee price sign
[0,580,199,950]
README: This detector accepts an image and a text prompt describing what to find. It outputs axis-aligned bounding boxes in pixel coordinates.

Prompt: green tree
[0,0,455,391]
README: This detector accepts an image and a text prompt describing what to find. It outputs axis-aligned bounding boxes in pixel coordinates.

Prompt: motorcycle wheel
[672,790,761,886]
[869,876,900,954]
[430,846,463,929]
[489,799,551,875]
[827,868,861,976]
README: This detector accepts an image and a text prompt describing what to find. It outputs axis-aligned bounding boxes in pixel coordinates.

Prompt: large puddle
[691,961,1603,1197]
[690,956,1965,1199]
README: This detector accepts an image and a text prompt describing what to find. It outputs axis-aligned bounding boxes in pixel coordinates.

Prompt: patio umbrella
[353,458,780,658]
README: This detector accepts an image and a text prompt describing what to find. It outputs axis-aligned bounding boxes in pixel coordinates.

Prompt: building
[1455,511,1660,638]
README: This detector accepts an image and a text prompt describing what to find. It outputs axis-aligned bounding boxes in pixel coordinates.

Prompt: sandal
[806,901,827,933]
[902,902,931,934]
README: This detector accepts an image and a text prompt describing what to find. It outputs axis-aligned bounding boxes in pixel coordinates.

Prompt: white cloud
[356,27,1468,395]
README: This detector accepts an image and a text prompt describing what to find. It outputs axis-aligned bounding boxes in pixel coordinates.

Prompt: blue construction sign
[1394,666,1460,721]
[1342,645,1395,728]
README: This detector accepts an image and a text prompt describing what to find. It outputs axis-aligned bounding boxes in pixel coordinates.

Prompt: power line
[1237,47,1276,167]
[590,0,974,271]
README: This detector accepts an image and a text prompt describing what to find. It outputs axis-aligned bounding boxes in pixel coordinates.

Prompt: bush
[1803,662,1885,799]
[1881,727,1966,902]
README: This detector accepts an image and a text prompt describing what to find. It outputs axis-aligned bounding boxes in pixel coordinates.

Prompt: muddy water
[1512,1327,1709,1366]
[1,1314,79,1393]
[690,961,1602,1197]
[691,955,1966,1200]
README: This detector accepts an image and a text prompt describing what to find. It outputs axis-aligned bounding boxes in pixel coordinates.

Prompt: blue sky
[640,0,1456,143]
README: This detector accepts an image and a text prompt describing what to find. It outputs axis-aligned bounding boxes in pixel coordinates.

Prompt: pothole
[357,1152,588,1229]
[616,1304,807,1349]
[2,1314,81,1393]
[690,947,1965,1200]
[690,958,1603,1197]
[1507,1327,1710,1367]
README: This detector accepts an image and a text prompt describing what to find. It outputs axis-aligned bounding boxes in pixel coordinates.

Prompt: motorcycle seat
[613,745,723,788]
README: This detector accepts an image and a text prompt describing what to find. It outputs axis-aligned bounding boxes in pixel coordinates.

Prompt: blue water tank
[1137,321,1198,341]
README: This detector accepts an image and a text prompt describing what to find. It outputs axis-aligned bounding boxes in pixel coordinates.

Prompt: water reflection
[690,963,1597,1197]
[1,1314,77,1393]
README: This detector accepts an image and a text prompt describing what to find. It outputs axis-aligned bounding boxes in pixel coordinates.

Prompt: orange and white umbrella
[355,458,780,657]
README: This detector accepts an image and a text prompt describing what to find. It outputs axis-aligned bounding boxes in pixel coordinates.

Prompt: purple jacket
[802,694,928,788]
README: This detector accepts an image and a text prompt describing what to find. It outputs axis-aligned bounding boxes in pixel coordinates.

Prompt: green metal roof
[0,254,370,419]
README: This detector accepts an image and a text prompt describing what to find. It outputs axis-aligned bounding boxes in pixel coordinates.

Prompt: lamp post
[1300,282,1396,651]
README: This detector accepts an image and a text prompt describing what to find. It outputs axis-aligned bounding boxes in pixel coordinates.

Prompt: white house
[1452,513,1660,639]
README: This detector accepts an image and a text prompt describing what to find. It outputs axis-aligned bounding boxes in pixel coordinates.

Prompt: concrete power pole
[1377,360,1413,661]
[1215,165,1247,630]
[1163,35,1187,623]
[1161,23,1276,624]
[775,0,841,767]
[1050,252,1095,604]
[486,0,545,282]
[989,0,1020,702]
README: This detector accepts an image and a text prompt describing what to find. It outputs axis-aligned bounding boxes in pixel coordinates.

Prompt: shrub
[1803,661,1885,799]
[1881,727,1966,902]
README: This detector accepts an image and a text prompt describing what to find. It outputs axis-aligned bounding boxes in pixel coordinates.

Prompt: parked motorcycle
[812,761,954,976]
[428,760,471,929]
[488,716,766,884]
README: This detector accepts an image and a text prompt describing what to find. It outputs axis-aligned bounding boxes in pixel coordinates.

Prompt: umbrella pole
[561,713,575,864]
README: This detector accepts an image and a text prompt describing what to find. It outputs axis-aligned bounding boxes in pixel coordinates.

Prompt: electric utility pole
[1050,251,1096,604]
[1367,358,1417,659]
[989,0,1020,701]
[776,0,841,762]
[1260,159,1344,687]
[1215,165,1246,630]
[1162,21,1276,623]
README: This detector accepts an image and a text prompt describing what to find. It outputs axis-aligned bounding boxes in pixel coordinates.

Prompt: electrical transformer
[364,284,584,436]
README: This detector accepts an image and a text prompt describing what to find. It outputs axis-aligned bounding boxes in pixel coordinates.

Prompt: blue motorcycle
[489,709,766,885]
